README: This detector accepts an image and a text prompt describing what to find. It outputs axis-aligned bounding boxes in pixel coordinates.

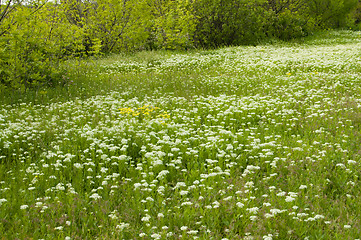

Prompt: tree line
[0,0,360,89]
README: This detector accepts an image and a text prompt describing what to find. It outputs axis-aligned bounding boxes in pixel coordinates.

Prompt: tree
[307,0,358,27]
[0,1,86,89]
[149,0,196,50]
[193,0,269,47]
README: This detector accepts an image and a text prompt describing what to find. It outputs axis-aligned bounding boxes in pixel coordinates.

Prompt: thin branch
[0,0,13,24]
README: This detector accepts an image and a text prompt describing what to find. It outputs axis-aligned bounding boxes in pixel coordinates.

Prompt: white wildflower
[285,196,295,202]
[73,163,83,169]
[89,193,101,200]
[180,226,188,231]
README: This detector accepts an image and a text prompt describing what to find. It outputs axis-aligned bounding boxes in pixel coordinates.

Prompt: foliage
[149,0,196,50]
[265,9,314,40]
[63,0,153,53]
[0,1,90,90]
[352,0,361,28]
[62,0,196,52]
[192,0,358,47]
[192,0,269,47]
[306,0,358,28]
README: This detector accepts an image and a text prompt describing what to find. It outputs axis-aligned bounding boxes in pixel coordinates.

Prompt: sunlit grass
[1,30,361,239]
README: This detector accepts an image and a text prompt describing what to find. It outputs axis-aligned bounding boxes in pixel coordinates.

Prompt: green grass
[1,30,361,239]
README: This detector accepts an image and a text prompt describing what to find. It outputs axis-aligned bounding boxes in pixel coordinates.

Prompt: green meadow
[1,30,361,239]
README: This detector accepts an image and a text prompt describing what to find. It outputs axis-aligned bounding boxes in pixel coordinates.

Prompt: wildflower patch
[119,105,170,121]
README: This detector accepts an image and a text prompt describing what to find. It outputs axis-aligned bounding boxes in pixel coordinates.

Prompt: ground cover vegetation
[0,30,361,239]
[0,0,361,90]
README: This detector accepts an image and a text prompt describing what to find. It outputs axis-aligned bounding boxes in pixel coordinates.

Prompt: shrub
[193,0,269,47]
[265,9,314,40]
[306,0,358,28]
[148,0,196,50]
[351,1,361,29]
[0,2,89,90]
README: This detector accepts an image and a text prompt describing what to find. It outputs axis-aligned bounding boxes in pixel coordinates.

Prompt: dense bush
[265,9,314,40]
[62,0,152,53]
[148,0,196,50]
[306,0,358,28]
[192,0,269,47]
[0,3,87,90]
[192,0,359,46]
[352,1,361,28]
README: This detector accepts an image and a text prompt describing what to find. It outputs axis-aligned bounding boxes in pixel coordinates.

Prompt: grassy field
[1,30,361,239]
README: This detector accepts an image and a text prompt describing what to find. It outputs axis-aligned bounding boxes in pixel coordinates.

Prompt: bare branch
[0,0,13,24]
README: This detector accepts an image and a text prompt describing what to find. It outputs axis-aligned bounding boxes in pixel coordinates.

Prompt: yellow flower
[120,105,169,121]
